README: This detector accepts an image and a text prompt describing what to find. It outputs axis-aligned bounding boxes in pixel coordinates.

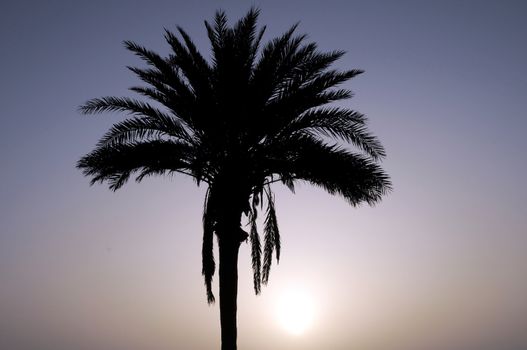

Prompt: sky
[1,0,527,349]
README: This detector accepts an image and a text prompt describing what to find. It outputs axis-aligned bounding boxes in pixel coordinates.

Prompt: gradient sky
[1,1,527,349]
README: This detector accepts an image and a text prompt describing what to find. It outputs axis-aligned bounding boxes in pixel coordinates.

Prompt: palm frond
[268,69,363,112]
[127,66,194,102]
[164,28,212,97]
[232,7,261,70]
[262,186,280,285]
[124,40,196,100]
[264,135,391,205]
[250,24,302,103]
[285,107,386,160]
[79,96,196,142]
[97,114,193,146]
[204,10,229,64]
[123,40,170,72]
[77,140,196,190]
[202,188,216,303]
[80,96,166,118]
[248,206,262,294]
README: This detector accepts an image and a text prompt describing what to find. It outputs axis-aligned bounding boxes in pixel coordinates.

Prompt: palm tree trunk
[218,233,242,350]
[213,176,250,350]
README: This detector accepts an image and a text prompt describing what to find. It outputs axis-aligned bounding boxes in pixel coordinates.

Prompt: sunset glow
[275,289,316,335]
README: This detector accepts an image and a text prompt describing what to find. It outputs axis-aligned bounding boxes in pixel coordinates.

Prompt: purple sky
[1,1,527,349]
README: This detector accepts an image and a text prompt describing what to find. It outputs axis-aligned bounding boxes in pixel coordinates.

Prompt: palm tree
[77,8,390,350]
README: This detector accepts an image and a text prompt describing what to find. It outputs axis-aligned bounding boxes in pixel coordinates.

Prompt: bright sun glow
[275,289,316,335]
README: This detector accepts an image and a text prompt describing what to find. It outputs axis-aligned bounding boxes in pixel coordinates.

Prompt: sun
[275,289,316,335]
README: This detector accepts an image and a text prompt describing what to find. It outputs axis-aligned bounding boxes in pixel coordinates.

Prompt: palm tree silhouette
[77,8,390,350]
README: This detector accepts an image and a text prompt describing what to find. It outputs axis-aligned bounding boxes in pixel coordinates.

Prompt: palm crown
[78,8,390,307]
